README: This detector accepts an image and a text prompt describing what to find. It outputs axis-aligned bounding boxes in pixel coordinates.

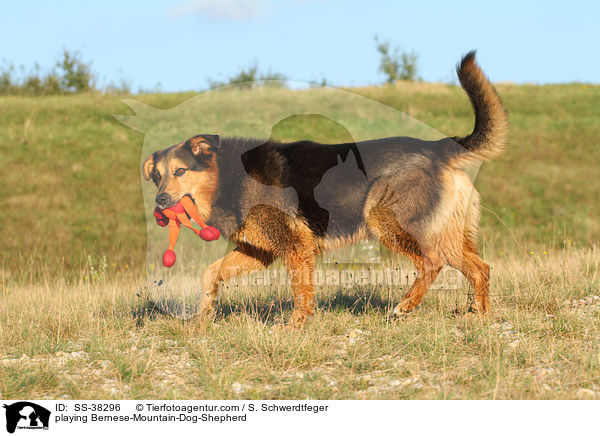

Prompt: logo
[2,402,50,434]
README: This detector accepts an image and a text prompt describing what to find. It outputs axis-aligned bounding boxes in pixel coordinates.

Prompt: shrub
[56,49,94,93]
[0,49,94,95]
[374,35,419,83]
[208,64,287,89]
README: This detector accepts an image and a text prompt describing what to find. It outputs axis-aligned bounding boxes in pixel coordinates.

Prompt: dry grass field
[1,247,599,399]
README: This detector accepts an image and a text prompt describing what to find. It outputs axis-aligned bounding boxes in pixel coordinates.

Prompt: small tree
[56,49,94,93]
[229,64,259,89]
[0,50,95,95]
[399,51,418,81]
[374,35,419,83]
[259,70,287,88]
[0,64,15,94]
[208,64,287,89]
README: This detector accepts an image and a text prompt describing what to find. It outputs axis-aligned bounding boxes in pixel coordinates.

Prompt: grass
[1,81,599,399]
[1,82,600,281]
[1,247,599,399]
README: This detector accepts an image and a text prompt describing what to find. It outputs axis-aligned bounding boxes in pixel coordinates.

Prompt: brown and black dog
[142,52,508,327]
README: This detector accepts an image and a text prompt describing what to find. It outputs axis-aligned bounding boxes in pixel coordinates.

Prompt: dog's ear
[189,134,221,157]
[142,154,154,180]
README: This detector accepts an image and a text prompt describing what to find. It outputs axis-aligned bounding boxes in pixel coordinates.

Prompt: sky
[1,0,598,92]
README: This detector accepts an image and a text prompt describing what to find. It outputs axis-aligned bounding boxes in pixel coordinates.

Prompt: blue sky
[2,0,598,92]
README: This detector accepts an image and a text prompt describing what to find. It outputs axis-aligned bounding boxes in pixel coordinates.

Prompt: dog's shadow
[131,288,394,327]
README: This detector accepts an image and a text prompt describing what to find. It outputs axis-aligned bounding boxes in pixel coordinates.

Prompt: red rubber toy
[199,226,220,241]
[154,195,220,268]
[162,249,176,268]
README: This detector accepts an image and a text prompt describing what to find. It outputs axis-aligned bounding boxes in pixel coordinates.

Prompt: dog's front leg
[206,205,317,327]
[284,246,316,328]
[198,247,273,318]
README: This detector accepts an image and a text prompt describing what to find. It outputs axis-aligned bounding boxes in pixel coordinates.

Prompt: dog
[142,51,508,327]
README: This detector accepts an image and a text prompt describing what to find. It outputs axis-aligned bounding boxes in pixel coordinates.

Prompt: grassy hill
[1,83,600,400]
[1,82,599,283]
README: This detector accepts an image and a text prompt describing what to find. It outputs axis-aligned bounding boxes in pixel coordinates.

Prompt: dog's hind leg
[463,252,490,314]
[366,187,443,315]
[199,246,274,318]
[392,255,442,315]
[449,237,490,314]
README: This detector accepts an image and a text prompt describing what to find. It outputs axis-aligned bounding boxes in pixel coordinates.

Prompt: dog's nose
[155,193,171,207]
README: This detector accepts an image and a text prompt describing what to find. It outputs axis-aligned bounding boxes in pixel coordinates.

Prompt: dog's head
[142,134,220,220]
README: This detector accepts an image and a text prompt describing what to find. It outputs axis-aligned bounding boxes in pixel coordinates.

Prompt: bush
[208,64,288,89]
[374,35,419,83]
[0,49,94,96]
[56,49,94,93]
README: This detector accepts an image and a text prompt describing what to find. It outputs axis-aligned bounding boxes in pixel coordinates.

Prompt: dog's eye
[153,171,161,184]
[174,168,187,176]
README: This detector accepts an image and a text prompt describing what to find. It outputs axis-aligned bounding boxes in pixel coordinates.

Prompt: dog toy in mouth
[153,195,220,268]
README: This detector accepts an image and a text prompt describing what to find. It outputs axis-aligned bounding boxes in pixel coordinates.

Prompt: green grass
[1,82,600,281]
[1,82,599,399]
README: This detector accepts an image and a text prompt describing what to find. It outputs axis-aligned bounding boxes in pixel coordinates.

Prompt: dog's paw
[464,308,489,319]
[195,302,217,321]
[392,300,416,317]
[287,309,311,329]
[466,301,490,317]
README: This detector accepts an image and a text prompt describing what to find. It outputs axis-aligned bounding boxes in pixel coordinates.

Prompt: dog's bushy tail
[450,51,508,166]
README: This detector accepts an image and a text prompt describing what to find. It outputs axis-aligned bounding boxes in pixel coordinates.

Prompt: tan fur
[199,247,274,318]
[361,166,490,316]
[186,165,219,222]
[142,156,154,180]
[452,51,509,167]
[428,171,476,238]
[214,205,318,326]
[316,226,369,253]
[189,136,214,157]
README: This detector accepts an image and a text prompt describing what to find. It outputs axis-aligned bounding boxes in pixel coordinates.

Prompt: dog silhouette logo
[2,402,50,433]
